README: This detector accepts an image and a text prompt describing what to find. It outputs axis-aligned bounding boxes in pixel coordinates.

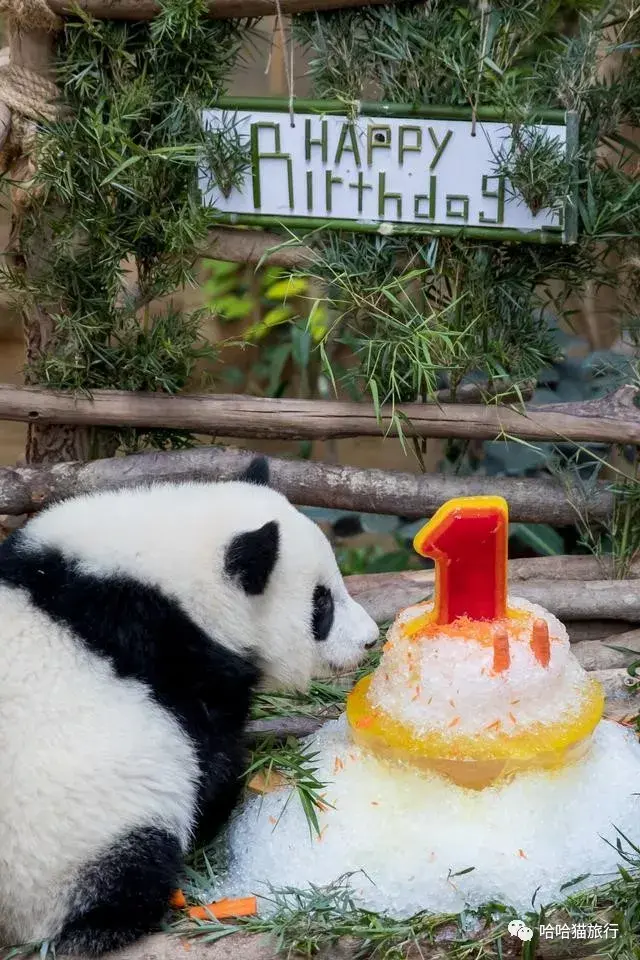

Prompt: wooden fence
[0,0,636,518]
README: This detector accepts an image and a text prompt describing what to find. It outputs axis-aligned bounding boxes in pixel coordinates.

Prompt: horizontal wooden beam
[351,571,640,624]
[0,443,612,523]
[0,384,638,444]
[203,227,315,268]
[47,0,397,20]
[344,559,640,625]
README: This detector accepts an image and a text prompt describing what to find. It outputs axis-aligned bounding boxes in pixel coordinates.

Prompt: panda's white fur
[0,462,378,953]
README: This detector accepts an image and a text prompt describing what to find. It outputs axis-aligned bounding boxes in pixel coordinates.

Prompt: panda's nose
[364,639,377,650]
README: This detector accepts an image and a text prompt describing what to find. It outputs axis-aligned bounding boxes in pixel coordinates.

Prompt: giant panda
[0,457,379,955]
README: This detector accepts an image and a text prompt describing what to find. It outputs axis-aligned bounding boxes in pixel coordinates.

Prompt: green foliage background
[294,1,640,425]
[1,0,639,516]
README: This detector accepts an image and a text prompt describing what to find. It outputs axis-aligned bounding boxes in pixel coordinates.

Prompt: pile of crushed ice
[213,718,640,916]
[208,597,640,917]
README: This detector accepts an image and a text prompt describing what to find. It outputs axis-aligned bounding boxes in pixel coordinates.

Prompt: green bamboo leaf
[509,523,564,557]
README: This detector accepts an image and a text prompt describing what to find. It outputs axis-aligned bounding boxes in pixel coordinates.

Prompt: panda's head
[21,458,379,691]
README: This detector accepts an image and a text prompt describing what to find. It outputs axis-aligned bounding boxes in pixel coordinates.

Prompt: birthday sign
[200,101,575,243]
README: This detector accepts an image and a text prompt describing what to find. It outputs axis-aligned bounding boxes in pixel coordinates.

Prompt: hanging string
[472,1,491,137]
[274,0,295,127]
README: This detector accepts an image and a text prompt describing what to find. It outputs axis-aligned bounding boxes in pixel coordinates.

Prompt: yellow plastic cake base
[346,674,605,790]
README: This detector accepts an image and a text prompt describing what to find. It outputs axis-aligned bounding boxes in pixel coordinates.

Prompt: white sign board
[200,103,572,242]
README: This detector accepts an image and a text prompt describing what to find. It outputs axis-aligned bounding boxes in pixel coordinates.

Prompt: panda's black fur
[0,458,379,955]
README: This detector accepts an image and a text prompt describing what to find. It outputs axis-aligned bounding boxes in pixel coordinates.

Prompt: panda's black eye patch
[312,584,334,642]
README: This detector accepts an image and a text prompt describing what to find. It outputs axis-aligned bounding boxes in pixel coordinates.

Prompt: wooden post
[7,21,94,464]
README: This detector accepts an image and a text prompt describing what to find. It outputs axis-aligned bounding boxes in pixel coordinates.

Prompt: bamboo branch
[0,384,638,444]
[47,0,400,19]
[0,443,613,522]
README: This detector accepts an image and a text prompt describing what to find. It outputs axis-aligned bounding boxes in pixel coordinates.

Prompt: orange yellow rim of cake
[346,673,605,787]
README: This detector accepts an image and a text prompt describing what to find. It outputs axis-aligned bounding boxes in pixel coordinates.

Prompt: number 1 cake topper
[412,496,508,624]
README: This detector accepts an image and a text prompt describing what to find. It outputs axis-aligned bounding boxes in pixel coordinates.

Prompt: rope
[0,0,62,31]
[0,61,60,122]
[472,0,491,136]
[0,0,64,173]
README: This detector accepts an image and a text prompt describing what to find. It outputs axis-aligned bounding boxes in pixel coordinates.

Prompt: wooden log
[203,226,316,268]
[345,571,640,626]
[572,630,640,671]
[57,928,604,960]
[246,716,329,739]
[7,27,92,465]
[0,444,613,523]
[47,0,403,20]
[512,580,640,623]
[344,560,640,628]
[0,101,11,153]
[494,554,640,581]
[565,620,636,643]
[0,384,638,444]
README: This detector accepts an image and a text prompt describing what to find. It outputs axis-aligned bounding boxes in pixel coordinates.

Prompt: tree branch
[0,384,638,444]
[0,443,613,523]
[0,101,11,153]
[47,0,400,20]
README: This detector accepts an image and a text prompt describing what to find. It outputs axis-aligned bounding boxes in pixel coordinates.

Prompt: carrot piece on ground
[170,889,187,909]
[188,897,257,921]
[531,618,550,668]
[492,627,510,674]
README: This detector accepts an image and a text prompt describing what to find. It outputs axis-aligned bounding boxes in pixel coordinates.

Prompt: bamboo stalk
[47,0,400,20]
[0,443,613,522]
[0,384,638,444]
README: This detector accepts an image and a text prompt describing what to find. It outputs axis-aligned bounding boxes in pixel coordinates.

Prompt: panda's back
[0,577,199,945]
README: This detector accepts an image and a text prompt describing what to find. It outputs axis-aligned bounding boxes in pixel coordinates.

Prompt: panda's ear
[237,456,270,487]
[224,520,279,595]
